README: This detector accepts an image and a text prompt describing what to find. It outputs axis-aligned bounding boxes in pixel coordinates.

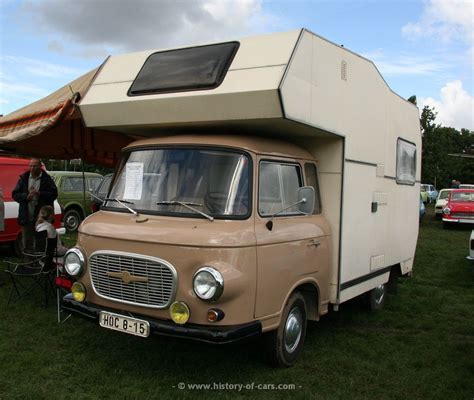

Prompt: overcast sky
[0,0,472,130]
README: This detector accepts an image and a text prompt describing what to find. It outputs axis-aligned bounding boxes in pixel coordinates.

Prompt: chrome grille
[451,213,474,219]
[89,251,177,308]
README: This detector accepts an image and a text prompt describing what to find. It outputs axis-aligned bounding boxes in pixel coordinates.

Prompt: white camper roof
[79,29,418,145]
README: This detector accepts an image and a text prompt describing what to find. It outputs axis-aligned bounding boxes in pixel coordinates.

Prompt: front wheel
[64,209,82,232]
[263,292,307,368]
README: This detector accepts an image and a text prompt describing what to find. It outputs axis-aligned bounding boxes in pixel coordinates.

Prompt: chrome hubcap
[66,215,78,230]
[284,307,303,353]
[373,284,385,305]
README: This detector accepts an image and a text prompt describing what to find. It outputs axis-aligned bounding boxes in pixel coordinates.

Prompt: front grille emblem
[105,270,149,284]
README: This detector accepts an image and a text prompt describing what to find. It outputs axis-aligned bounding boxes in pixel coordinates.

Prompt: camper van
[57,29,421,367]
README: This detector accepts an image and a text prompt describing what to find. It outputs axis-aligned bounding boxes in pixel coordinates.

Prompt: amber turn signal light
[207,309,225,322]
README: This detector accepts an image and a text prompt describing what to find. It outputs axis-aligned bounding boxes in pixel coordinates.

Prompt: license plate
[99,311,150,338]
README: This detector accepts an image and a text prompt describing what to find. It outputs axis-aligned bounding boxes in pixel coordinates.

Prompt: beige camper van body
[61,29,421,366]
[75,134,331,331]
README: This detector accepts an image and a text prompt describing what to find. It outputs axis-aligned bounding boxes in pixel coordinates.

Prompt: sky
[0,0,472,130]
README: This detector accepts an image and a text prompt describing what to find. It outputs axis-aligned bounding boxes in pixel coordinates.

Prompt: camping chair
[55,261,72,324]
[4,230,57,306]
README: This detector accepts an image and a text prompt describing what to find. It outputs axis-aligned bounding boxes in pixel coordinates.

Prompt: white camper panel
[280,30,420,303]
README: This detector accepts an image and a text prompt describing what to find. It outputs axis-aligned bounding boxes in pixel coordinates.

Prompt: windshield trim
[102,145,253,221]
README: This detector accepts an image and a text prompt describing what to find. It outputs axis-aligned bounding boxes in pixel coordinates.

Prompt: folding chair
[4,230,57,306]
[55,261,72,323]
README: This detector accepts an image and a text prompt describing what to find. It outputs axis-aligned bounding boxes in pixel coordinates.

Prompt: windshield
[451,192,474,202]
[420,185,428,192]
[439,190,451,200]
[105,148,250,218]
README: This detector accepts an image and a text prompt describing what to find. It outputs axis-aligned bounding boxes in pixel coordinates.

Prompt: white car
[435,189,453,218]
[460,184,474,190]
[468,230,474,261]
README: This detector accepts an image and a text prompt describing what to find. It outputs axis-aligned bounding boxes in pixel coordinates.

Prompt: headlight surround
[64,248,85,276]
[193,267,224,302]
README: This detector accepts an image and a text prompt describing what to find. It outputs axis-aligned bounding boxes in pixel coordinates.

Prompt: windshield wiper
[156,200,214,221]
[104,197,138,215]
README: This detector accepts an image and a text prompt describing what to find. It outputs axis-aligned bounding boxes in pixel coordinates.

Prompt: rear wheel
[263,292,307,367]
[368,283,386,311]
[64,209,82,232]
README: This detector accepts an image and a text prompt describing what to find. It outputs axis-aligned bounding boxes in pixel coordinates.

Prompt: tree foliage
[418,103,473,188]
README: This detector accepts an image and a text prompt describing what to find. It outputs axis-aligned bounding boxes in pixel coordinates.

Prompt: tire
[64,209,82,232]
[368,283,387,312]
[263,292,307,368]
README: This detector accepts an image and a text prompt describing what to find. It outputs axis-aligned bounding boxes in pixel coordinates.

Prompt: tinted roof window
[128,42,239,96]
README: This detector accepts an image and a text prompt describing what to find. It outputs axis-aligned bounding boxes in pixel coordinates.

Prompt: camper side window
[304,163,322,214]
[396,138,416,185]
[259,161,302,216]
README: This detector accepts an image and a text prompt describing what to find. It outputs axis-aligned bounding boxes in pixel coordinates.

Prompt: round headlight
[71,282,86,302]
[64,248,85,276]
[193,267,224,301]
[169,301,190,325]
[443,207,451,215]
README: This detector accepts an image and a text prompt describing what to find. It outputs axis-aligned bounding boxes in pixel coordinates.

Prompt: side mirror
[265,186,315,231]
[297,186,315,215]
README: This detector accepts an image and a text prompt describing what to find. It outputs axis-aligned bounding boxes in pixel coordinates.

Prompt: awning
[0,63,134,167]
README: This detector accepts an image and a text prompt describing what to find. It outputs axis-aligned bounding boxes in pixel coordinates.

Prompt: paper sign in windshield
[124,163,143,200]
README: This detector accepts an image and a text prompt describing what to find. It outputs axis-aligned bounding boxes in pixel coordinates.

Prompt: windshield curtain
[105,148,250,218]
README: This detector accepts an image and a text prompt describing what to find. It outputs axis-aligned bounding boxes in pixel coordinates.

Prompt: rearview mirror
[265,186,315,231]
[297,186,315,215]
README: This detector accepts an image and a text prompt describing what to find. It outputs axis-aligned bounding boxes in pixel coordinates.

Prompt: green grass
[0,207,473,399]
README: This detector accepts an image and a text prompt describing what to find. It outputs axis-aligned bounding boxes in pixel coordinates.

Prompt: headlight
[64,248,85,276]
[169,301,190,325]
[443,207,451,215]
[71,282,86,302]
[193,267,224,301]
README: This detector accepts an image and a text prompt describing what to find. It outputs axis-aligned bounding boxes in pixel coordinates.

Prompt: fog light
[170,301,190,325]
[207,309,225,322]
[71,282,86,303]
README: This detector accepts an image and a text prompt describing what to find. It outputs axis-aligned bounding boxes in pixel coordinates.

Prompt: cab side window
[259,161,302,216]
[304,163,322,214]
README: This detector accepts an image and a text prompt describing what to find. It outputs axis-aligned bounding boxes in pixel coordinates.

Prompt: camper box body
[62,29,421,365]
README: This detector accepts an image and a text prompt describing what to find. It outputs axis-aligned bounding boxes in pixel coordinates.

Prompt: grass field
[0,205,473,399]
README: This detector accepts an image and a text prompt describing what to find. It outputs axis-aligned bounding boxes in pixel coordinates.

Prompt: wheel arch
[64,203,85,219]
[283,279,321,322]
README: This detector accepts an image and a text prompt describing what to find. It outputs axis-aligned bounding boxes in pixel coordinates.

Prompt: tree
[417,103,474,187]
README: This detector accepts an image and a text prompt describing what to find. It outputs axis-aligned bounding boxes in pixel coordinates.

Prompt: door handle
[308,239,321,248]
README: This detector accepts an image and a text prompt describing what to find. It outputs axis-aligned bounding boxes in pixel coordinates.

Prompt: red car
[442,189,474,227]
[0,156,63,254]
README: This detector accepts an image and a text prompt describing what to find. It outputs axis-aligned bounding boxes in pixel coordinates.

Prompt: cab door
[254,158,330,318]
